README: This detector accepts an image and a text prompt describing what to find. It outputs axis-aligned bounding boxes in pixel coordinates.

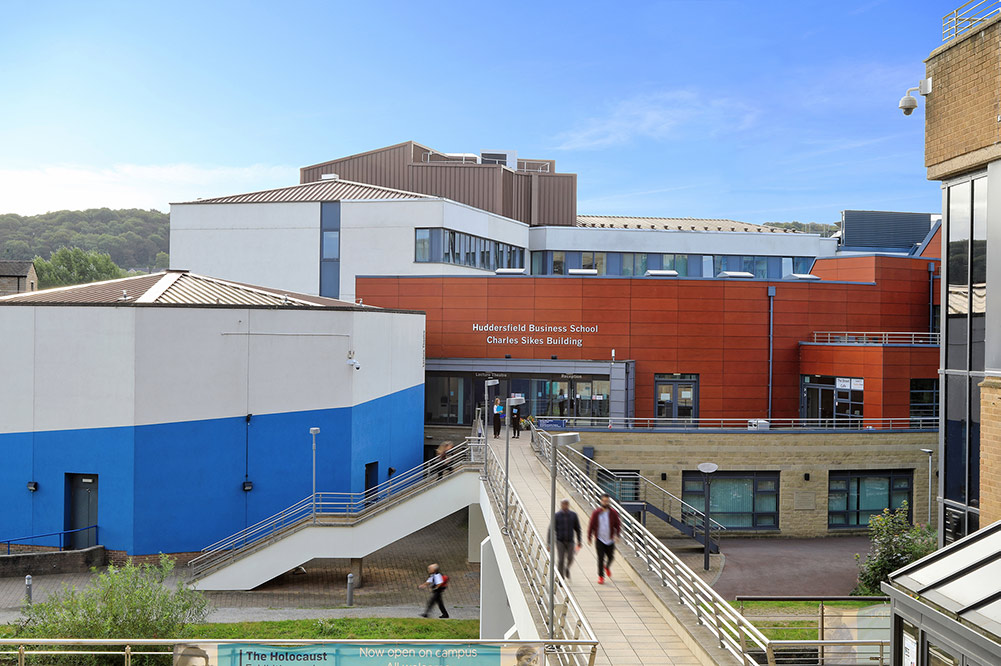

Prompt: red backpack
[439,573,449,589]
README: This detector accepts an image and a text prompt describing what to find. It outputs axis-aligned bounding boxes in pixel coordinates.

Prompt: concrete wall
[925,14,1001,180]
[0,546,106,578]
[572,430,938,538]
[0,304,425,555]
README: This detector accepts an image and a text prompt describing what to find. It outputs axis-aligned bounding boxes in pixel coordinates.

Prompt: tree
[34,248,125,289]
[154,251,170,270]
[2,239,31,260]
[854,503,936,595]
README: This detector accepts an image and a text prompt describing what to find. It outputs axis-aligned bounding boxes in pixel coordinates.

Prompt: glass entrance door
[654,374,699,422]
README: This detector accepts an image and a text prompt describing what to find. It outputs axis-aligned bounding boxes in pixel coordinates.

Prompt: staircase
[530,426,724,553]
[187,441,483,589]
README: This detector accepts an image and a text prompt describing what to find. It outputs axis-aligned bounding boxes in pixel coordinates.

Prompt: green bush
[16,554,207,639]
[854,502,936,595]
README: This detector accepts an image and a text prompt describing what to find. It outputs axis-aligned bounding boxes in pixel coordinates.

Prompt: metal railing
[533,415,937,431]
[188,441,483,580]
[554,443,726,541]
[943,0,1000,41]
[531,424,891,665]
[812,331,940,345]
[518,159,552,173]
[2,525,98,555]
[0,638,599,666]
[481,443,598,666]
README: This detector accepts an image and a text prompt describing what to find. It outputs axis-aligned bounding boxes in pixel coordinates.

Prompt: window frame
[682,470,780,530]
[828,469,913,528]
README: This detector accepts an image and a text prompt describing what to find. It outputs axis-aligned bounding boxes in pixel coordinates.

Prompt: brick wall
[0,546,106,577]
[980,378,1001,526]
[925,14,1001,179]
[0,276,20,297]
[570,430,937,538]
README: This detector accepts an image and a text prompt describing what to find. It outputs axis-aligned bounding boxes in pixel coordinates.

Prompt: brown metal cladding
[300,142,414,188]
[407,163,503,214]
[535,173,577,226]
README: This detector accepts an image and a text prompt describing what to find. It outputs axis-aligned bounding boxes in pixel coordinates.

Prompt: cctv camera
[354,361,361,371]
[899,94,917,115]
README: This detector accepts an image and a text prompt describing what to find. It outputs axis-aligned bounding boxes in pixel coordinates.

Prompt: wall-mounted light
[551,355,558,360]
[803,473,810,482]
[242,481,254,492]
[661,473,667,481]
[26,482,38,492]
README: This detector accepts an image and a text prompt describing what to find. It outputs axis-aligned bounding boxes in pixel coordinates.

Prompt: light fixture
[548,431,581,638]
[26,481,37,492]
[503,396,527,531]
[551,355,558,360]
[697,462,718,572]
[242,481,253,491]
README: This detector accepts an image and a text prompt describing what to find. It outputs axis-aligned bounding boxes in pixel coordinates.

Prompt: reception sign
[174,643,545,666]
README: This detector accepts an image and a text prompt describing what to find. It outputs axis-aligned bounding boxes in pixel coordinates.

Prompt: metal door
[364,462,378,506]
[67,474,98,549]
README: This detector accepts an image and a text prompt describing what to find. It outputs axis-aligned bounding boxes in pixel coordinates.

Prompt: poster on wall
[851,378,864,391]
[901,633,917,666]
[836,377,851,390]
[175,643,547,666]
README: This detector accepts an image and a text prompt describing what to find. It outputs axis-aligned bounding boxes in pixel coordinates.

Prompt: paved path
[501,433,703,666]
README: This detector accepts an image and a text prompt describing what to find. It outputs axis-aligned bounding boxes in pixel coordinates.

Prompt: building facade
[0,260,37,296]
[0,272,425,556]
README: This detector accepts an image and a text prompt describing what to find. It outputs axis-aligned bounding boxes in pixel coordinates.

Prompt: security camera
[346,358,361,370]
[899,93,918,115]
[354,361,361,371]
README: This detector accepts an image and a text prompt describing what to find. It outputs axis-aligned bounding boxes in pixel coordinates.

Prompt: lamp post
[503,395,526,532]
[920,448,934,525]
[697,462,718,572]
[310,427,320,524]
[483,378,499,439]
[548,432,580,639]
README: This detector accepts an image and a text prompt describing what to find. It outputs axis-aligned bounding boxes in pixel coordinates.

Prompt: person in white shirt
[418,562,449,618]
[586,493,621,584]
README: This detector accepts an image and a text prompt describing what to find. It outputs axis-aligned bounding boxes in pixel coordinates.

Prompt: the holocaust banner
[174,643,545,666]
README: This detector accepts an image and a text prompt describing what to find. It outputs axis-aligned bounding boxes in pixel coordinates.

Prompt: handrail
[2,525,98,555]
[943,0,1001,41]
[811,331,940,345]
[530,424,768,665]
[533,415,937,431]
[556,442,726,534]
[481,442,598,665]
[188,441,483,579]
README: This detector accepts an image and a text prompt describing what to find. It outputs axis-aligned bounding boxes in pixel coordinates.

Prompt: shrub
[854,502,937,595]
[16,554,208,639]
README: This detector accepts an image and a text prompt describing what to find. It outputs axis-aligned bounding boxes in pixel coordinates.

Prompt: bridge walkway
[502,432,704,666]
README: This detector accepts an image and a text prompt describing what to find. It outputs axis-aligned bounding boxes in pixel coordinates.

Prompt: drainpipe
[768,286,775,421]
[928,262,936,334]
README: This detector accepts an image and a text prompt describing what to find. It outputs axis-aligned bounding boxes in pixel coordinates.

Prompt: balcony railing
[534,416,938,431]
[811,331,940,345]
[943,0,1001,40]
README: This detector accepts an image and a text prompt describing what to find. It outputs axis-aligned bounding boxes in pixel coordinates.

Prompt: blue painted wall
[0,384,424,555]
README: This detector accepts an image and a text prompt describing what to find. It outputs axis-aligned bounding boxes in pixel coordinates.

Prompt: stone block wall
[980,378,1001,526]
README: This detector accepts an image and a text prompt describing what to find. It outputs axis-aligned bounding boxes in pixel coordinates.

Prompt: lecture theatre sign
[472,322,598,348]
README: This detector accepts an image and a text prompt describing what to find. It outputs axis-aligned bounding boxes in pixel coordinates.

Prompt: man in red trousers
[587,493,621,584]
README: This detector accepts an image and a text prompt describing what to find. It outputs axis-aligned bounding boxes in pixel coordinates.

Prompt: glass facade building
[529,251,813,278]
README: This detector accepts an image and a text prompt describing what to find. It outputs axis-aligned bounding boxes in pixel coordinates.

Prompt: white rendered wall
[339,199,530,302]
[529,225,839,258]
[170,202,321,296]
[0,304,424,434]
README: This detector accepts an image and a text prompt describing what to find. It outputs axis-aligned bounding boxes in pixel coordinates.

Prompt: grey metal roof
[173,177,433,205]
[0,271,358,308]
[0,260,35,277]
[888,519,1001,643]
[576,215,797,233]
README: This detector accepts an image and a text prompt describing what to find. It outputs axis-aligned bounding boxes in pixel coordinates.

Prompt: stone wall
[980,378,1001,526]
[925,14,1001,180]
[0,546,106,577]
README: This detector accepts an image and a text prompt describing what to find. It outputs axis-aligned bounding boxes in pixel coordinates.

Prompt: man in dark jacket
[551,498,582,580]
[587,493,621,584]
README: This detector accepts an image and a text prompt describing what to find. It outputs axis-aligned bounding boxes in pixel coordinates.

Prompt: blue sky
[0,0,949,223]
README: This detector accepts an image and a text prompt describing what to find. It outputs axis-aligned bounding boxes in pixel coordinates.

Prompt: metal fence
[812,331,940,345]
[534,415,937,431]
[943,0,1001,41]
[481,442,599,666]
[188,442,482,580]
[532,424,891,665]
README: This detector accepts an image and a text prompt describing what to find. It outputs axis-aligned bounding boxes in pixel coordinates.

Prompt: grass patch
[729,600,890,642]
[0,618,478,641]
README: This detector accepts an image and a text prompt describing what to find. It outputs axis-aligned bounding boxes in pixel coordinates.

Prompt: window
[801,375,863,425]
[663,254,690,276]
[910,379,939,425]
[828,470,912,528]
[621,253,648,276]
[415,229,430,262]
[582,252,607,274]
[322,231,340,260]
[682,471,779,529]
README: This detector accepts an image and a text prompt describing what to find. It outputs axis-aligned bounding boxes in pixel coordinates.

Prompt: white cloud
[0,163,298,215]
[554,91,759,150]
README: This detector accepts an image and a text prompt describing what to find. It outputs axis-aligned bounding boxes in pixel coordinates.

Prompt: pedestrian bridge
[187,428,887,666]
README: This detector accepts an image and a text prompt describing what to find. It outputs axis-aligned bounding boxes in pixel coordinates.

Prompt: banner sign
[538,419,567,429]
[174,643,545,666]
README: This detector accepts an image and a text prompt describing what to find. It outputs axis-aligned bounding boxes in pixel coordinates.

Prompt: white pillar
[467,505,488,563]
[479,535,515,639]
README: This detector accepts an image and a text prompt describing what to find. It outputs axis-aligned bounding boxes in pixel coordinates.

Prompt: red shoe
[597,576,604,584]
[605,567,612,578]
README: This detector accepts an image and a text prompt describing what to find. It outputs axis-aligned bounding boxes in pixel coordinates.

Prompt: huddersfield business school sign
[472,322,598,349]
[174,643,545,666]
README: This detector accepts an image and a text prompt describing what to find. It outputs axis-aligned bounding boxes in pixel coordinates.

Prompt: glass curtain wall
[942,174,987,543]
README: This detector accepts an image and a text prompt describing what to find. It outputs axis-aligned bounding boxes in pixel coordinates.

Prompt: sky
[0,0,952,224]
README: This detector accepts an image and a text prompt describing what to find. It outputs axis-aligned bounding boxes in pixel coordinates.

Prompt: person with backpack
[418,562,449,618]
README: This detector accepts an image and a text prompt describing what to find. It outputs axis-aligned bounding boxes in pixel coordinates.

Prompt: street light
[548,432,580,639]
[310,427,320,524]
[503,395,526,532]
[920,448,934,525]
[483,378,499,439]
[697,462,718,571]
